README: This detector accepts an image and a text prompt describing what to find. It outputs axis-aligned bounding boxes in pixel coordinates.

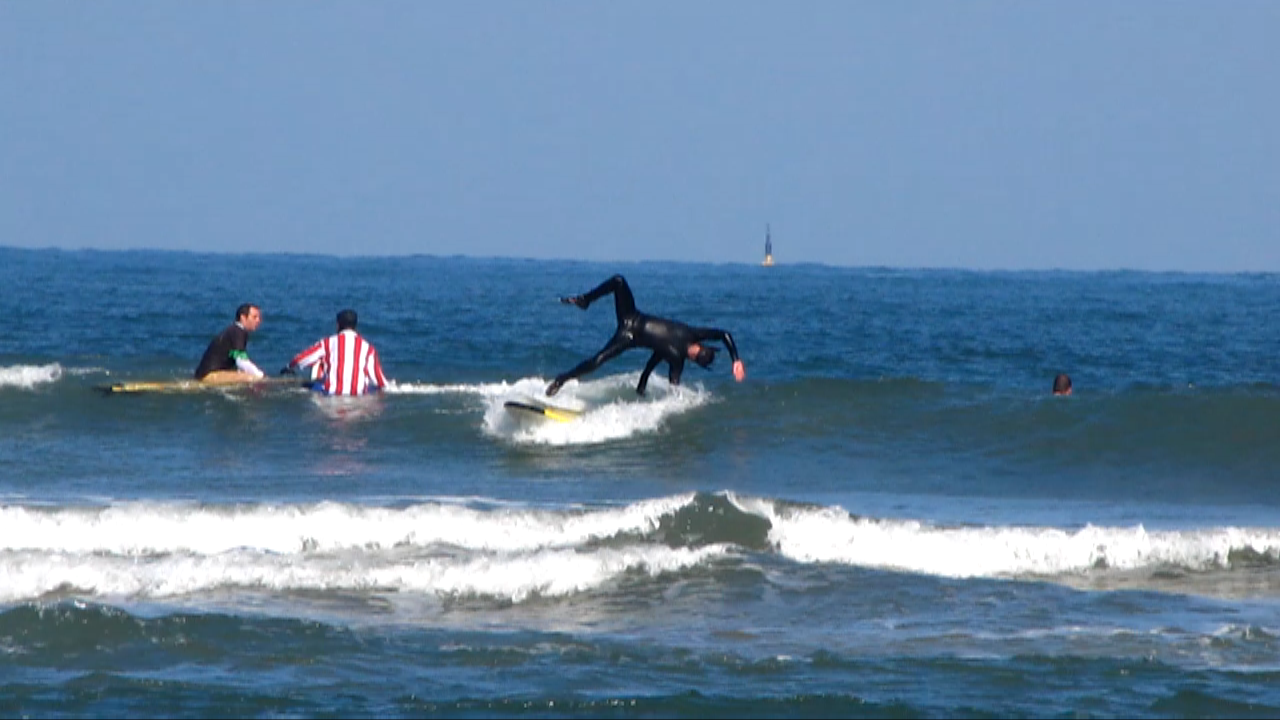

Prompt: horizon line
[2,244,1276,277]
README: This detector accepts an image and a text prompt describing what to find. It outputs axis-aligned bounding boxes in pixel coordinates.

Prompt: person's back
[286,309,388,396]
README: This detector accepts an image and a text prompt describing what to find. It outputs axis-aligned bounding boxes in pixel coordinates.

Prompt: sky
[1,3,1277,272]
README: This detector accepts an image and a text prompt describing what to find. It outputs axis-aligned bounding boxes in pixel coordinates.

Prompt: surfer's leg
[547,332,632,396]
[574,275,637,324]
[607,276,636,325]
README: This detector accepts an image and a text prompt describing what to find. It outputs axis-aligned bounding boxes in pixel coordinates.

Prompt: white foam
[0,542,729,603]
[357,374,713,444]
[384,378,530,396]
[478,373,712,445]
[0,494,718,603]
[0,494,698,555]
[306,393,386,422]
[727,494,1280,579]
[0,363,63,389]
[65,366,108,377]
[383,544,729,601]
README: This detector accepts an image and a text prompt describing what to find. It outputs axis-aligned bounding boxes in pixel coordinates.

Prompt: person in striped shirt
[282,309,390,396]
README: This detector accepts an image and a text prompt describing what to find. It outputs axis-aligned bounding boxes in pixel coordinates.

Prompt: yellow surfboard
[100,380,206,394]
[97,373,300,395]
[503,399,583,423]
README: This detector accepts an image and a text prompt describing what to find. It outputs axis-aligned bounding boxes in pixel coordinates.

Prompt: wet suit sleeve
[636,352,663,395]
[666,355,686,387]
[693,328,740,364]
[232,351,265,378]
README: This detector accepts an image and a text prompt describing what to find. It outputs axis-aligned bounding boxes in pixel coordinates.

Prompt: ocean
[1,247,1278,718]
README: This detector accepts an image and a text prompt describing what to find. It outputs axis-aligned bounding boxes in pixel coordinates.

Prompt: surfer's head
[235,304,262,332]
[688,342,717,370]
[1052,373,1072,396]
[337,309,358,331]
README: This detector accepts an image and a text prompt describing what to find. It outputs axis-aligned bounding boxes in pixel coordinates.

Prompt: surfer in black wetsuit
[546,274,747,397]
[194,303,265,381]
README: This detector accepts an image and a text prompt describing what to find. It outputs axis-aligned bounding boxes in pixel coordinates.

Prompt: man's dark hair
[1052,373,1072,395]
[693,345,717,370]
[337,309,358,331]
[235,303,257,321]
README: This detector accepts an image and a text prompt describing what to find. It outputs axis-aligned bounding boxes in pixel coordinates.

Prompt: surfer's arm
[693,328,740,364]
[230,350,265,378]
[694,328,745,381]
[288,342,325,371]
[667,356,686,386]
[367,349,389,389]
[636,352,662,395]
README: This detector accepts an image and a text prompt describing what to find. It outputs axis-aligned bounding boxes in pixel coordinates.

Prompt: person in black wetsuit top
[546,274,747,397]
[193,303,265,381]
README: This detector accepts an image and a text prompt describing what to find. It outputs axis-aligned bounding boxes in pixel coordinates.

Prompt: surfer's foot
[546,378,563,397]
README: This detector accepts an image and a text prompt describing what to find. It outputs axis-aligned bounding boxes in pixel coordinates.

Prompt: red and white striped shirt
[290,330,388,396]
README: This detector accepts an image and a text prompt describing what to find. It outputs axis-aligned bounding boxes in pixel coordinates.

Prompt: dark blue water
[2,247,1279,718]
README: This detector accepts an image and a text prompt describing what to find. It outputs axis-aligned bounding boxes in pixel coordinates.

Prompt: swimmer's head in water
[690,343,717,370]
[1052,373,1072,396]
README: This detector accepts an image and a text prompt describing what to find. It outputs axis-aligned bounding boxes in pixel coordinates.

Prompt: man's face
[241,307,262,332]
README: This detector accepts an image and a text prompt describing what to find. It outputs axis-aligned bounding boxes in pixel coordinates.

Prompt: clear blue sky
[2,3,1276,271]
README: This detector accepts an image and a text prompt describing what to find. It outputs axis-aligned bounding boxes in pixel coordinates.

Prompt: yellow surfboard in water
[503,400,583,423]
[97,373,300,395]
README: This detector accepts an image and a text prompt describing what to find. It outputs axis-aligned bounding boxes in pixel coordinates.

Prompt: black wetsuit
[548,275,740,396]
[193,323,251,380]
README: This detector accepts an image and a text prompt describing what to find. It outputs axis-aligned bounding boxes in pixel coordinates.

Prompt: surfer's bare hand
[732,360,746,382]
